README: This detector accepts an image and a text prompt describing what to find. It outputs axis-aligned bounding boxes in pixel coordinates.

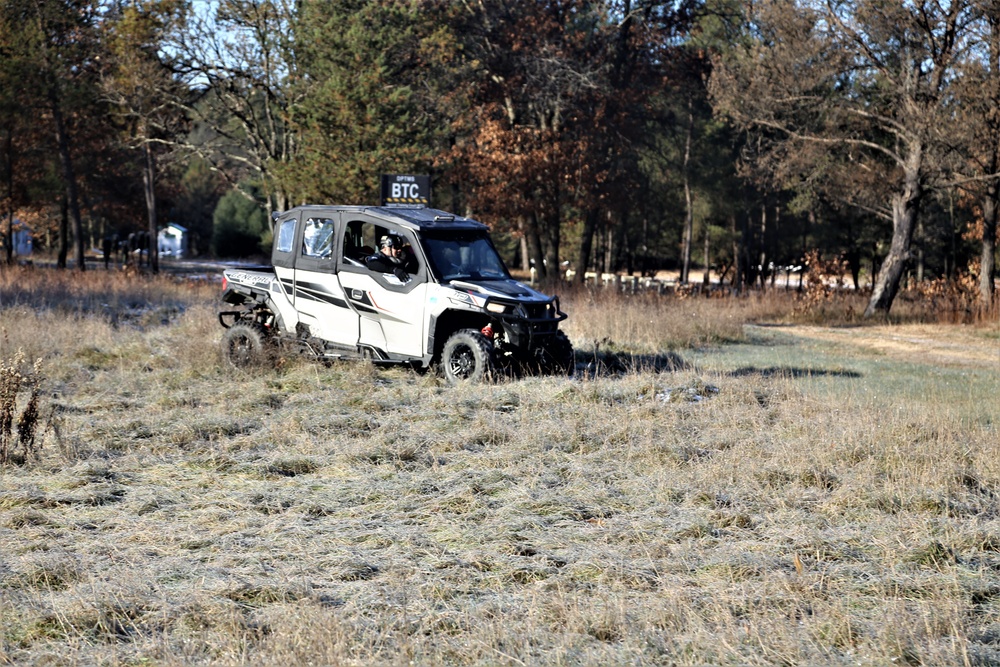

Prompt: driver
[366,234,411,283]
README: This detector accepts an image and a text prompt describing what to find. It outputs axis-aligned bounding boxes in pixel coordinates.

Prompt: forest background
[1,0,999,318]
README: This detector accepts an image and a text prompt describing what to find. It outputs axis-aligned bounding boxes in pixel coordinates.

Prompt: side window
[301,217,336,258]
[342,220,420,277]
[276,218,296,253]
[342,220,378,263]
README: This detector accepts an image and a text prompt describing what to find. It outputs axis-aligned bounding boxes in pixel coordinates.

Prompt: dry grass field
[1,266,999,666]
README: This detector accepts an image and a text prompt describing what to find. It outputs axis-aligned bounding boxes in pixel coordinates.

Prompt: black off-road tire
[536,330,575,376]
[441,329,495,384]
[221,321,276,369]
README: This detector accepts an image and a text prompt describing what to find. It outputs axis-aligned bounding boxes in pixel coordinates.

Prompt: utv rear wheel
[442,329,495,384]
[222,321,275,369]
[537,330,575,376]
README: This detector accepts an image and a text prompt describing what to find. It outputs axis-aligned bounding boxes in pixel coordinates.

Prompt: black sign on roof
[380,174,431,207]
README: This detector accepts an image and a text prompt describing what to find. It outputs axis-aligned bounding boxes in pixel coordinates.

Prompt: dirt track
[780,323,1000,368]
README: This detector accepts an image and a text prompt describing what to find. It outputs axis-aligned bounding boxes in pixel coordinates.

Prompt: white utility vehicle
[219,205,573,383]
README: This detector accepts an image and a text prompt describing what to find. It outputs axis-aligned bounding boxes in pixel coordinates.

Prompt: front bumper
[494,297,568,349]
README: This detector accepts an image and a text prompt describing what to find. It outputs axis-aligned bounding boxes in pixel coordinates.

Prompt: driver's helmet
[379,234,403,250]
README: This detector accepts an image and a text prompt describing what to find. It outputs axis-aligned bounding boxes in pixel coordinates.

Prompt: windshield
[422,232,510,282]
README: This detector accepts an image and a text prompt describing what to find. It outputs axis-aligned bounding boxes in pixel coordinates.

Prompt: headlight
[486,301,509,314]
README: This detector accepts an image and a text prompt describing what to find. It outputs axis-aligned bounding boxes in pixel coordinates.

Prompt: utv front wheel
[222,321,275,369]
[537,330,575,376]
[442,329,495,384]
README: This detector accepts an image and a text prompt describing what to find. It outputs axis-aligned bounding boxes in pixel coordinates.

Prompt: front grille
[523,303,550,319]
[518,302,558,320]
[500,299,566,348]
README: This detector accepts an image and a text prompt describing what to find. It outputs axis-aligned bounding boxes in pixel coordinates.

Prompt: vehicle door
[291,211,359,346]
[269,212,302,331]
[336,216,429,359]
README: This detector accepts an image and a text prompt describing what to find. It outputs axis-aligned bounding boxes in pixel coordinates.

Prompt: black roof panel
[280,205,487,232]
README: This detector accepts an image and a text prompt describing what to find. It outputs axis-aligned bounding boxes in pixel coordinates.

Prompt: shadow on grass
[726,366,862,379]
[579,350,690,378]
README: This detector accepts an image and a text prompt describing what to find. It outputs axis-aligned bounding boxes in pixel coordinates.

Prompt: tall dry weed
[558,267,997,339]
[910,259,1000,323]
[0,266,219,379]
[0,264,214,322]
[0,349,44,464]
[791,250,860,322]
[560,288,749,353]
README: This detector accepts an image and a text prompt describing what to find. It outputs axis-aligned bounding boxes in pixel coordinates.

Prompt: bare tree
[22,0,102,271]
[710,0,977,316]
[955,2,1000,308]
[102,0,189,273]
[171,0,300,219]
[453,1,691,280]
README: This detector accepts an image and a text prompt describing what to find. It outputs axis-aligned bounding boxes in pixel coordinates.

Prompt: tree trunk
[703,224,710,286]
[948,189,956,281]
[842,214,862,290]
[731,213,742,293]
[804,210,814,291]
[680,95,694,284]
[542,170,560,277]
[757,204,767,289]
[3,126,11,265]
[980,11,1000,308]
[525,212,545,279]
[613,203,631,275]
[48,83,85,272]
[865,162,922,316]
[620,216,633,276]
[640,208,650,276]
[770,205,779,287]
[58,198,68,269]
[981,189,998,308]
[574,208,599,284]
[143,141,159,273]
[742,213,752,290]
[915,219,924,283]
[603,225,613,274]
[542,208,560,279]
